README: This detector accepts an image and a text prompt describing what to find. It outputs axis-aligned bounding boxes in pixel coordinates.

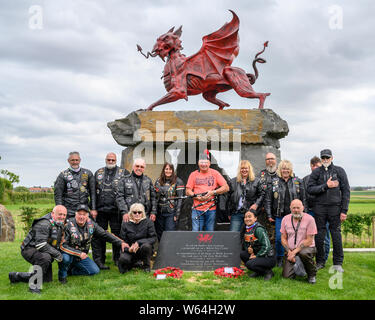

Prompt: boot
[264,270,274,281]
[9,272,33,283]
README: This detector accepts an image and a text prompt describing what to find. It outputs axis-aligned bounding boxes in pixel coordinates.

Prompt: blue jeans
[192,209,216,231]
[230,212,244,232]
[58,253,100,279]
[308,210,331,263]
[275,217,284,257]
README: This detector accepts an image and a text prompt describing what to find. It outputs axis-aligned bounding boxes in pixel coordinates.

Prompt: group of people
[9,148,350,293]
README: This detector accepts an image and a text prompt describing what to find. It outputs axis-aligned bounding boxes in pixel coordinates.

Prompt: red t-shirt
[186,168,227,211]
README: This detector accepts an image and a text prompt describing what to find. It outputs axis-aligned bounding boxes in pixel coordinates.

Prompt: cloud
[0,0,374,188]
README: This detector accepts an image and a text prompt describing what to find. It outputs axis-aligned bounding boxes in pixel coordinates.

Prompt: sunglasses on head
[132,211,143,214]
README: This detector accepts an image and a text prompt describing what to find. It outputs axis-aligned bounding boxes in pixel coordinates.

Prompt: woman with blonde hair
[118,203,157,273]
[264,160,307,267]
[228,160,265,231]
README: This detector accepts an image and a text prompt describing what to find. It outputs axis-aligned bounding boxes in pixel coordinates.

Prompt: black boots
[9,272,33,283]
[9,271,41,294]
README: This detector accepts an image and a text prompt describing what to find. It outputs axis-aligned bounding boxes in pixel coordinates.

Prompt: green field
[1,240,374,300]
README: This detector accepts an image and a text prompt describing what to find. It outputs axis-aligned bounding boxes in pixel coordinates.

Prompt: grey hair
[68,151,80,158]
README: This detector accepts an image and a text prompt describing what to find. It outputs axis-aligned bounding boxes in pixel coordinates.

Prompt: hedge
[2,190,54,204]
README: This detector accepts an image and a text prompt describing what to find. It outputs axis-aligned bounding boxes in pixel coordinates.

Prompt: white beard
[106,164,116,169]
[292,213,303,220]
[266,165,277,173]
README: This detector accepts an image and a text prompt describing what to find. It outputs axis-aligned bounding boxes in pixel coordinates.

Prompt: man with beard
[54,151,97,219]
[91,153,129,269]
[9,205,67,294]
[281,199,317,284]
[307,149,350,272]
[303,156,330,264]
[257,152,279,243]
[116,158,157,222]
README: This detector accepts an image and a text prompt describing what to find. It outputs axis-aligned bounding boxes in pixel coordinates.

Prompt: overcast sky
[0,0,374,187]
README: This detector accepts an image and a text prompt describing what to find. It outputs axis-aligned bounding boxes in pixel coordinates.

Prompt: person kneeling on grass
[280,199,317,284]
[240,210,276,281]
[118,203,157,273]
[9,205,67,294]
[58,204,126,283]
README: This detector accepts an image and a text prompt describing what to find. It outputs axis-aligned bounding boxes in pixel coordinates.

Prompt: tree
[0,169,20,185]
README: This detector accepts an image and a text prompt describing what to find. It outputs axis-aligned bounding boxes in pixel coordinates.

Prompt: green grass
[1,240,374,300]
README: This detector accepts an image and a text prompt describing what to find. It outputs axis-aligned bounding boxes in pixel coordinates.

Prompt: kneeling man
[59,204,126,283]
[280,199,318,284]
[9,205,67,294]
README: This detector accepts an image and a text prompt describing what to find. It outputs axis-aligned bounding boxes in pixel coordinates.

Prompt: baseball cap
[76,204,90,213]
[320,149,332,158]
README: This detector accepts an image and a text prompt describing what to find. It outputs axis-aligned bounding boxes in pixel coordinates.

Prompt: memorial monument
[108,10,289,269]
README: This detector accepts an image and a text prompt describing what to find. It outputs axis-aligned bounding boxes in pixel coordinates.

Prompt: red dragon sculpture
[137,10,270,111]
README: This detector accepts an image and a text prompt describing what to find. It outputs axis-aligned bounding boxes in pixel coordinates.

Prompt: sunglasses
[321,156,331,160]
[132,211,143,214]
[106,159,116,162]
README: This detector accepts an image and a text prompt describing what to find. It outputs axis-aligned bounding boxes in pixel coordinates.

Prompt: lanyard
[291,216,302,246]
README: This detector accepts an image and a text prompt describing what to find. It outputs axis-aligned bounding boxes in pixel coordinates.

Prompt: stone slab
[153,231,241,271]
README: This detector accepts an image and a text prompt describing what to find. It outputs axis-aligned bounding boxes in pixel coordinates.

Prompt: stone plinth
[108,109,289,180]
[0,204,15,242]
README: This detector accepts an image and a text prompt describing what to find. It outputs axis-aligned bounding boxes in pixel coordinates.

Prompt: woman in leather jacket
[154,163,185,241]
[228,160,265,231]
[264,160,307,266]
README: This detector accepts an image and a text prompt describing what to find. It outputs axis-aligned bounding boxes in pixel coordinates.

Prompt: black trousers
[314,204,344,265]
[240,251,276,275]
[118,243,153,273]
[21,247,54,282]
[91,210,121,264]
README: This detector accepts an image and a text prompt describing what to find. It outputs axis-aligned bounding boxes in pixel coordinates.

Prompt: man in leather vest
[91,153,129,269]
[9,205,67,294]
[116,158,157,222]
[58,204,126,283]
[307,149,350,272]
[54,151,97,219]
[257,152,279,244]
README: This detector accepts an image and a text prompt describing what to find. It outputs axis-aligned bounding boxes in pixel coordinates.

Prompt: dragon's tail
[247,41,269,85]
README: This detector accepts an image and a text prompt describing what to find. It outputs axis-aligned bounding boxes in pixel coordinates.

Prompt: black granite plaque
[153,231,241,271]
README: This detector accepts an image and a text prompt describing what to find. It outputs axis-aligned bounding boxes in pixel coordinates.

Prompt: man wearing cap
[91,153,129,270]
[186,150,229,231]
[9,205,67,294]
[116,158,157,222]
[58,204,126,283]
[307,149,350,272]
[54,151,97,219]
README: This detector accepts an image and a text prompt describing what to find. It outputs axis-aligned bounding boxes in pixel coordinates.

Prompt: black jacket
[60,217,123,257]
[154,177,185,219]
[54,168,96,216]
[303,174,318,211]
[95,166,129,212]
[228,177,265,215]
[116,172,157,217]
[240,223,274,257]
[265,175,307,219]
[20,212,64,262]
[307,163,350,213]
[120,219,157,252]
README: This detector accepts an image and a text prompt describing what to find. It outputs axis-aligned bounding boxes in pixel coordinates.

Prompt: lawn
[1,240,374,300]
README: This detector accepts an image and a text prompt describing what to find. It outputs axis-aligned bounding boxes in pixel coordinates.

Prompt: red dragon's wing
[186,10,240,79]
